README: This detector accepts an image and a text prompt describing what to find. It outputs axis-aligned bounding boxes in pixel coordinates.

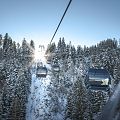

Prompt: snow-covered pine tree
[88,90,109,119]
[61,37,66,60]
[30,40,35,50]
[0,34,33,119]
[71,45,76,65]
[113,59,120,86]
[65,76,92,120]
[76,45,84,68]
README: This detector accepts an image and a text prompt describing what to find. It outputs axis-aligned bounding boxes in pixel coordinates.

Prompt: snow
[26,69,51,120]
[26,57,67,120]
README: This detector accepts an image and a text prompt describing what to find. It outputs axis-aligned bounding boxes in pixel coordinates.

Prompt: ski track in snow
[26,70,51,120]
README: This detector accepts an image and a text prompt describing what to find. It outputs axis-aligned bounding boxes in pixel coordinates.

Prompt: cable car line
[50,0,72,45]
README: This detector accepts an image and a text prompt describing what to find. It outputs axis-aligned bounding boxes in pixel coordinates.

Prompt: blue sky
[0,0,120,47]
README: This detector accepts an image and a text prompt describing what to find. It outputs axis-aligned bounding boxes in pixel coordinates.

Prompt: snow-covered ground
[26,48,54,120]
[26,57,67,120]
[26,72,51,120]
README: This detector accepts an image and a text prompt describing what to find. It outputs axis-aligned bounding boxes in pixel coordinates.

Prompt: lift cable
[49,0,72,45]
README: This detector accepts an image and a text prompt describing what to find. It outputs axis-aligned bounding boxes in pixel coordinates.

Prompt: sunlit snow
[26,72,51,120]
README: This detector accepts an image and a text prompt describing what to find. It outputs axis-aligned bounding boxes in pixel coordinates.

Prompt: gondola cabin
[46,59,51,64]
[37,62,43,67]
[36,66,47,77]
[86,68,111,91]
[52,64,60,72]
[45,55,52,64]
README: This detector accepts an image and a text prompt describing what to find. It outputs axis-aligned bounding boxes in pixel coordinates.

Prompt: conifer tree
[66,77,92,120]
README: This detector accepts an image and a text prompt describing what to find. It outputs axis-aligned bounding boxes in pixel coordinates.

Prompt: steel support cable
[50,0,72,45]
